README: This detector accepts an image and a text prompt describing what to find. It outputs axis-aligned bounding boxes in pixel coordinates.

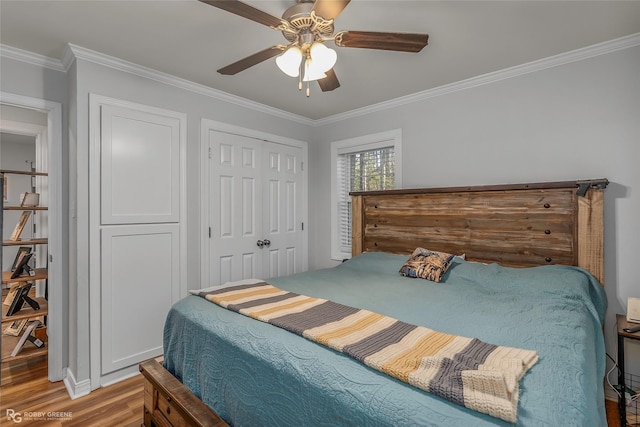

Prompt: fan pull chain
[306,81,310,97]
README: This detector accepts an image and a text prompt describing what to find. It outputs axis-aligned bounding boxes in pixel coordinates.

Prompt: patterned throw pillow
[399,247,456,282]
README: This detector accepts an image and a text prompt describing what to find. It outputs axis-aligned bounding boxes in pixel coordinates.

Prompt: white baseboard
[100,364,141,388]
[99,357,164,388]
[63,367,91,400]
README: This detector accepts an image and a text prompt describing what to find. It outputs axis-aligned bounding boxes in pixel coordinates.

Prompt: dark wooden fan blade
[199,0,283,28]
[317,68,340,92]
[217,46,283,75]
[312,0,351,20]
[335,31,429,52]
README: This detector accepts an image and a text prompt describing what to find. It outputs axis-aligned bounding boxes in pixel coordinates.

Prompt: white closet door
[209,131,264,284]
[262,141,304,279]
[101,224,179,373]
[100,105,180,224]
[206,131,305,285]
[91,95,185,383]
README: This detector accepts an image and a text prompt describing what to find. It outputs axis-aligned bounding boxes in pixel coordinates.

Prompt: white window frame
[330,129,402,261]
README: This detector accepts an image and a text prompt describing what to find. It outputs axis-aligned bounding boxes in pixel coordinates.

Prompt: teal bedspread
[163,252,607,426]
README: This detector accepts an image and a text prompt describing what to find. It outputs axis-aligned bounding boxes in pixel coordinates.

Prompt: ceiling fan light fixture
[276,46,303,77]
[203,0,429,95]
[309,42,337,73]
[302,57,327,82]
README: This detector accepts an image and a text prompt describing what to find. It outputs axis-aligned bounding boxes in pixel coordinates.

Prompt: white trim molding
[0,44,66,72]
[63,367,91,400]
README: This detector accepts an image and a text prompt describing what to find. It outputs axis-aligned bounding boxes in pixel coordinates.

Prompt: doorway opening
[1,94,64,382]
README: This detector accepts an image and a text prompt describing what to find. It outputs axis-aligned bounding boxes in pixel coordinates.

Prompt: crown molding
[0,44,66,72]
[64,44,314,126]
[313,32,640,127]
[61,44,76,71]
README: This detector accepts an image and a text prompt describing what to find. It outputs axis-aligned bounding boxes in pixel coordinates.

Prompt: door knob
[256,239,271,248]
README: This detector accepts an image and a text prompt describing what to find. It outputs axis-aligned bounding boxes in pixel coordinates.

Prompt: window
[330,129,402,260]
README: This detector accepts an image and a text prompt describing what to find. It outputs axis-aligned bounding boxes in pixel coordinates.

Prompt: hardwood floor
[607,399,622,427]
[0,355,629,426]
[1,355,143,426]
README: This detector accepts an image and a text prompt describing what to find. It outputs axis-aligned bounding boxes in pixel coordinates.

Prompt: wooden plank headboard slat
[577,189,605,284]
[351,179,607,285]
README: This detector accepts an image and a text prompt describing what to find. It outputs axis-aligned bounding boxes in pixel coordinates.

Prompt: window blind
[337,147,395,253]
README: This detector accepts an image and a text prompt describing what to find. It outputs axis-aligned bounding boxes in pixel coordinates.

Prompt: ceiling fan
[199,0,429,96]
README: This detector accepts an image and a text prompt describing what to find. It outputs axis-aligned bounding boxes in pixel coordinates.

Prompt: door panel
[261,141,303,279]
[209,131,263,284]
[100,105,180,224]
[268,179,280,234]
[101,224,179,374]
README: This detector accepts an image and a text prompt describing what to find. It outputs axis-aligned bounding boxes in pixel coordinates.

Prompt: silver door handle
[256,239,271,248]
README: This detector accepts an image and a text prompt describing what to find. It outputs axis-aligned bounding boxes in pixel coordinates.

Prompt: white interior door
[209,131,263,284]
[262,141,304,279]
[207,131,304,285]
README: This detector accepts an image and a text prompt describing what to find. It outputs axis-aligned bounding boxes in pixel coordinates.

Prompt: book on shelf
[9,211,32,241]
[11,320,42,357]
[33,324,47,342]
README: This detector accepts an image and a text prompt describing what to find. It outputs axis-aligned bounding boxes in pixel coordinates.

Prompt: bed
[139,179,608,427]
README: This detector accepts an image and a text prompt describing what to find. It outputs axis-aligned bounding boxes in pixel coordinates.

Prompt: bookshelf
[1,169,49,364]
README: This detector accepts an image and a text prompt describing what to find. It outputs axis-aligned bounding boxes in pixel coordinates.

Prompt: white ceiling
[1,1,639,120]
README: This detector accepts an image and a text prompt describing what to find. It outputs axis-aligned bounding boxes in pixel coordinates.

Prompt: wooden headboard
[350,179,608,285]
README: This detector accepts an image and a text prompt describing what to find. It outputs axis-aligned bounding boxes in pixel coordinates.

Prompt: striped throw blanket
[198,281,538,423]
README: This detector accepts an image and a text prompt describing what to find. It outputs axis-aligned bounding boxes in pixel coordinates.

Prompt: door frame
[0,91,64,382]
[200,119,308,288]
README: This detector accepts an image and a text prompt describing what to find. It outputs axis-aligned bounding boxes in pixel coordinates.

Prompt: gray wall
[310,45,640,378]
